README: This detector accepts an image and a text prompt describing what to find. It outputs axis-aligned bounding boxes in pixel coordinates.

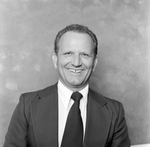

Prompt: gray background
[0,0,150,146]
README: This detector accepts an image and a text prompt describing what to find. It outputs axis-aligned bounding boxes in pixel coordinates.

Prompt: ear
[52,53,58,69]
[93,57,97,71]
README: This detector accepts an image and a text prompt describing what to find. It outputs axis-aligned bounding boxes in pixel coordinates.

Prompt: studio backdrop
[0,0,150,146]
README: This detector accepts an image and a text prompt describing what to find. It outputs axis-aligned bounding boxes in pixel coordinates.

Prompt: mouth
[68,68,84,73]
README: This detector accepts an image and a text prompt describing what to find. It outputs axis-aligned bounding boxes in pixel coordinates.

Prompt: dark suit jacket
[4,83,130,147]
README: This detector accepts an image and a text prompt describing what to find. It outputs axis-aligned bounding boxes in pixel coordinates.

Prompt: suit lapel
[31,84,58,147]
[84,89,112,147]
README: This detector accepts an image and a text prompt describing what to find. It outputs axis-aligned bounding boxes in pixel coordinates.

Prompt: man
[4,24,130,147]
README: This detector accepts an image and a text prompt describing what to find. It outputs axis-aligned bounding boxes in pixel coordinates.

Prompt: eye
[64,52,73,56]
[81,53,90,58]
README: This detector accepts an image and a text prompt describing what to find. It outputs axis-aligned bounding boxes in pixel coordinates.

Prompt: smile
[68,69,83,73]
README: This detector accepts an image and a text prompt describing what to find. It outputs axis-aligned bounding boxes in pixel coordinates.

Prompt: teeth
[69,69,82,73]
[76,70,81,73]
[69,69,76,72]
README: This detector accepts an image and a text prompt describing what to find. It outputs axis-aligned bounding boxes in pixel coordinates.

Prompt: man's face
[52,31,97,91]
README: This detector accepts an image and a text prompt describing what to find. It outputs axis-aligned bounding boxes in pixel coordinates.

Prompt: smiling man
[52,30,97,91]
[4,24,130,147]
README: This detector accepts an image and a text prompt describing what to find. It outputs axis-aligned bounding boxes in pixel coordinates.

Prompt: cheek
[59,56,70,65]
[57,59,69,74]
[83,60,94,68]
[57,58,65,67]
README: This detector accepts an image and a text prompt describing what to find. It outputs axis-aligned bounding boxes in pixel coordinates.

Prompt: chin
[69,79,82,85]
[69,83,82,87]
[69,81,86,88]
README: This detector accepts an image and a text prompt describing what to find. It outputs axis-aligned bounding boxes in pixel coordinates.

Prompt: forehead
[59,31,94,49]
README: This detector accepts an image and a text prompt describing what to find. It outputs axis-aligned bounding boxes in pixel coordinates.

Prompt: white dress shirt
[58,80,88,147]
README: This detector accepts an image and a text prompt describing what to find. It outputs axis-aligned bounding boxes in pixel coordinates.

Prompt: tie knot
[71,92,83,101]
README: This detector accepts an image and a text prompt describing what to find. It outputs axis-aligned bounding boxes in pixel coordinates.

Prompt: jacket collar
[37,83,107,107]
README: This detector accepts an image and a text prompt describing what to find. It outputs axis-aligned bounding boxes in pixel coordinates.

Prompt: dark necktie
[61,92,83,147]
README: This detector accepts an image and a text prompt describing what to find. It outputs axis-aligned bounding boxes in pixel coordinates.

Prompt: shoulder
[89,88,124,113]
[20,83,57,103]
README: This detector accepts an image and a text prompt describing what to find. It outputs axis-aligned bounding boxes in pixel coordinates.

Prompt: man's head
[52,24,98,91]
[54,24,98,56]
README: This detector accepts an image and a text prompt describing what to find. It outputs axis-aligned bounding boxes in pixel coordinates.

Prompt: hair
[54,24,98,56]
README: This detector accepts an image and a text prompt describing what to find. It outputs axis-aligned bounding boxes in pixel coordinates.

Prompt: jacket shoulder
[21,83,57,102]
[90,89,123,112]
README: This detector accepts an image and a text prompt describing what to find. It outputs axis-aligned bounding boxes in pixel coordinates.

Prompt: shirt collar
[58,80,89,109]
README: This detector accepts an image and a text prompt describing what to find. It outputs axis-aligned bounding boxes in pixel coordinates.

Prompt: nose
[72,54,82,67]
